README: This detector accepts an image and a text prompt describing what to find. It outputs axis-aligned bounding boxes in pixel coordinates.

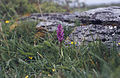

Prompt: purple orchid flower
[57,24,64,42]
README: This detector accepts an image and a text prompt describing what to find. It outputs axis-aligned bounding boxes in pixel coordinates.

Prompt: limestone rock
[66,6,120,47]
[74,6,120,26]
[66,25,120,47]
[20,6,120,47]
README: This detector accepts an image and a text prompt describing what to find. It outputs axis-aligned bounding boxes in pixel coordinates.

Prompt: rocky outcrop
[20,6,120,47]
[66,6,120,47]
[20,13,77,32]
[75,6,120,26]
[66,25,120,47]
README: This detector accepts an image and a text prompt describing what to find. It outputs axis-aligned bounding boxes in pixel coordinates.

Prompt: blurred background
[0,0,120,20]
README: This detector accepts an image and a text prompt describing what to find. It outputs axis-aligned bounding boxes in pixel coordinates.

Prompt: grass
[0,1,120,77]
[0,0,67,20]
[0,20,119,78]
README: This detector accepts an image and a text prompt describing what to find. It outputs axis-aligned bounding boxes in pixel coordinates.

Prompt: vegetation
[0,0,120,78]
[40,2,67,13]
[0,0,67,20]
[0,20,119,78]
[0,0,37,20]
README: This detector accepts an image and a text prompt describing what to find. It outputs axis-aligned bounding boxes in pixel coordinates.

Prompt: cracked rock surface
[75,6,120,26]
[20,13,77,32]
[66,6,120,47]
[20,6,120,47]
[66,25,120,47]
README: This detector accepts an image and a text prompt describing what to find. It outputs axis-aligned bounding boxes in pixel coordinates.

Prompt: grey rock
[20,6,120,48]
[30,13,76,31]
[65,6,120,48]
[66,24,120,48]
[75,6,120,25]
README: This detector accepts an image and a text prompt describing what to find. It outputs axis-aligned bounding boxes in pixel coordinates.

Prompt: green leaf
[18,49,34,56]
[43,41,51,47]
[1,53,10,61]
[18,58,29,65]
[6,59,12,66]
[89,52,107,64]
[34,45,43,49]
[61,48,63,57]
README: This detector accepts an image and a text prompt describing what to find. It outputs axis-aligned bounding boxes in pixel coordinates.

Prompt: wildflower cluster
[28,56,33,60]
[71,41,77,45]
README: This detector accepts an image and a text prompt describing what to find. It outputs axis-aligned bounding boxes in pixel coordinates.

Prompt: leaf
[89,52,107,64]
[18,58,29,65]
[18,49,34,56]
[6,59,12,66]
[34,45,43,49]
[1,53,10,61]
[61,48,63,57]
[4,72,9,78]
[44,41,51,47]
